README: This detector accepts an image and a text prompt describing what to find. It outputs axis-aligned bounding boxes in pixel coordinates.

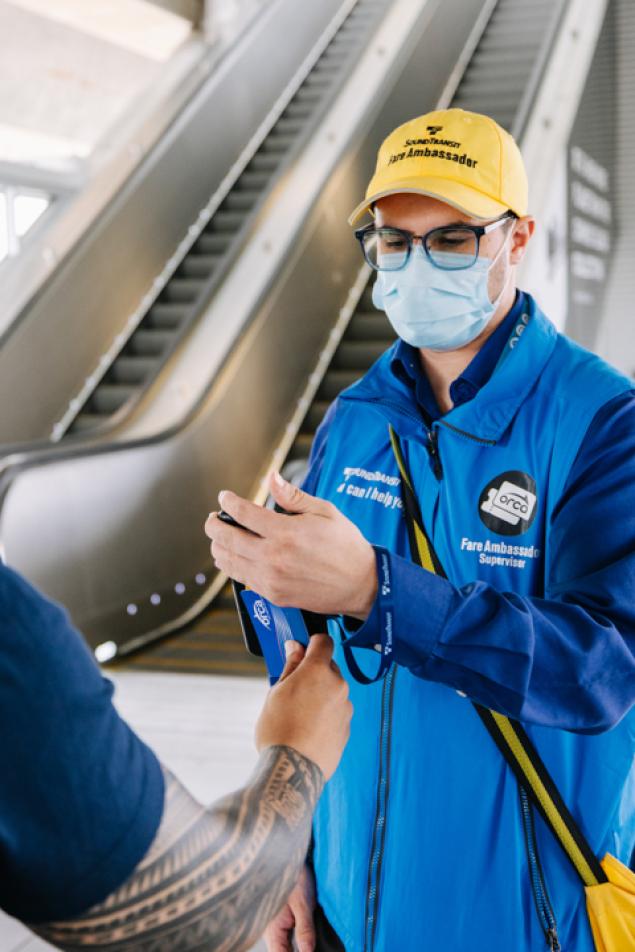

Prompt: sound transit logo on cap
[349,108,528,224]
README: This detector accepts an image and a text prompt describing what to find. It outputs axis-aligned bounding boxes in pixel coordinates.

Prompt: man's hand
[204,471,377,618]
[255,635,352,781]
[263,865,316,952]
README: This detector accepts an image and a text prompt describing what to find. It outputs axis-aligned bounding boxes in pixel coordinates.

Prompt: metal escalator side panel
[60,0,390,442]
[0,0,494,653]
[0,0,349,447]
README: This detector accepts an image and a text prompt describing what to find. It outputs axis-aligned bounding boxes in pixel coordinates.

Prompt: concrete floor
[0,670,269,951]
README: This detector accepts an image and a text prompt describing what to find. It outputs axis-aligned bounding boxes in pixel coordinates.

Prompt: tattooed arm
[34,747,322,952]
[32,635,351,952]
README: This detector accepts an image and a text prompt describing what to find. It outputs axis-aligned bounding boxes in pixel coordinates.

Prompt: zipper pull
[427,428,443,479]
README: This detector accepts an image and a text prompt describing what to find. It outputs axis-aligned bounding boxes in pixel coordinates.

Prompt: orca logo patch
[478,471,537,536]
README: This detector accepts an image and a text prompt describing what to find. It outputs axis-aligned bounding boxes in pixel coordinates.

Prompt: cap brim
[348,176,511,226]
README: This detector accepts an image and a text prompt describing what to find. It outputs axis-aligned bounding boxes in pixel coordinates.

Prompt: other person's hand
[255,635,352,781]
[205,471,378,619]
[264,864,316,952]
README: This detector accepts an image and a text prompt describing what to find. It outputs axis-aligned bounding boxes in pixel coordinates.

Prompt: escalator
[0,0,595,673]
[122,0,569,675]
[66,0,389,436]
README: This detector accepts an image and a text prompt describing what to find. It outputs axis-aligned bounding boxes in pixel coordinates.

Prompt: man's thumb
[269,470,313,513]
[278,639,305,681]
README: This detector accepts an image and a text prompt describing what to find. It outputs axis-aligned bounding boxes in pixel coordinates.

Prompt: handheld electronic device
[217,509,327,683]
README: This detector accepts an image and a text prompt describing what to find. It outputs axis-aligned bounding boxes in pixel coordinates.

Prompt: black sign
[478,471,538,536]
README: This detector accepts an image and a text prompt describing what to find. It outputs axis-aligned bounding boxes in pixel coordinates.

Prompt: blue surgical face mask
[372,228,513,351]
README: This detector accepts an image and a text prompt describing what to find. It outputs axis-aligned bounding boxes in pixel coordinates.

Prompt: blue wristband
[341,546,394,684]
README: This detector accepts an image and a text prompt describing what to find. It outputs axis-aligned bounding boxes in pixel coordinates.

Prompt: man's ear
[510,216,535,265]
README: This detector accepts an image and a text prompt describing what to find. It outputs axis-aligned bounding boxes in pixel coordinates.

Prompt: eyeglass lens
[363,226,480,271]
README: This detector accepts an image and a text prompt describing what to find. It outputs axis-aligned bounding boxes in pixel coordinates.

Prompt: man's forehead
[374,192,475,225]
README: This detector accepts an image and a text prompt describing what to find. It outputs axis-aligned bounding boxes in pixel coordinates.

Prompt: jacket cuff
[341,546,457,670]
[339,546,387,652]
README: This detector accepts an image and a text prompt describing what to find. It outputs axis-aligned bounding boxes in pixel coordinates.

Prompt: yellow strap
[491,712,600,887]
[389,427,437,573]
[389,424,601,889]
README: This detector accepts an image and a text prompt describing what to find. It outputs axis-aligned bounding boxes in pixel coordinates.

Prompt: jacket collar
[340,294,558,443]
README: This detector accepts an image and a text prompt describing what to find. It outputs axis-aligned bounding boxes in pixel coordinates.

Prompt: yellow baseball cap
[349,108,528,225]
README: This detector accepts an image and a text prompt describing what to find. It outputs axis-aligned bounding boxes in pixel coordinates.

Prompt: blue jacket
[305,295,635,951]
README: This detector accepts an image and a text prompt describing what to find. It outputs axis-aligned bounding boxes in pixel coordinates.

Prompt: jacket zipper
[364,664,397,951]
[438,418,497,446]
[519,785,561,951]
[343,394,446,481]
[427,427,443,479]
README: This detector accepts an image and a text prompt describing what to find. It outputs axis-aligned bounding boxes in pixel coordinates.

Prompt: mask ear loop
[487,221,515,309]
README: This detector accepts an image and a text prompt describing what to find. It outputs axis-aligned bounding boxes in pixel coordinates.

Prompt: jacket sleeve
[343,390,635,733]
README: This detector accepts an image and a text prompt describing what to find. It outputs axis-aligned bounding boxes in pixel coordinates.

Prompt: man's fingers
[263,903,295,951]
[305,633,334,664]
[277,641,305,682]
[263,922,292,952]
[210,545,257,586]
[292,897,316,952]
[205,513,265,560]
[217,490,277,536]
[269,470,333,518]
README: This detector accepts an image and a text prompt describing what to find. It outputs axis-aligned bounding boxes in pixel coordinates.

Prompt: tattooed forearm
[32,746,323,952]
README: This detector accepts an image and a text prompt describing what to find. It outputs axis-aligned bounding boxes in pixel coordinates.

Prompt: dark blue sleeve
[0,564,165,923]
[345,391,635,733]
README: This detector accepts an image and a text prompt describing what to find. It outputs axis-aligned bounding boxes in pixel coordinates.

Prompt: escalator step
[235,170,272,190]
[332,340,390,370]
[469,49,535,68]
[194,233,231,255]
[358,285,378,310]
[287,433,314,461]
[106,356,156,385]
[89,384,136,415]
[224,191,259,212]
[180,255,222,279]
[250,153,282,172]
[346,313,395,342]
[146,303,188,329]
[295,88,326,104]
[456,78,526,97]
[318,369,361,401]
[274,117,308,135]
[304,74,335,89]
[126,329,174,356]
[68,413,108,433]
[478,32,544,52]
[210,210,247,232]
[284,103,315,119]
[261,134,298,154]
[162,278,205,302]
[304,400,331,432]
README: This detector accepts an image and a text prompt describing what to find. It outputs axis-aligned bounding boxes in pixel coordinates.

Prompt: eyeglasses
[355,213,514,272]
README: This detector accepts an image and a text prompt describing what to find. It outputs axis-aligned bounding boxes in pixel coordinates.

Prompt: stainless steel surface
[0,0,492,652]
[0,0,602,662]
[60,0,382,441]
[0,0,346,445]
[127,0,588,673]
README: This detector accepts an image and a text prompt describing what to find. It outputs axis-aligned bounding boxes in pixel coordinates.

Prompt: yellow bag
[586,854,635,951]
[389,424,635,952]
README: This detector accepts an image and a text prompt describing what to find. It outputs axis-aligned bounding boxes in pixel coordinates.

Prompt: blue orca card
[239,589,310,685]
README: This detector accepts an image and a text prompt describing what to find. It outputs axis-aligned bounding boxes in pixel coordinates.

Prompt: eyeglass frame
[354,211,517,272]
